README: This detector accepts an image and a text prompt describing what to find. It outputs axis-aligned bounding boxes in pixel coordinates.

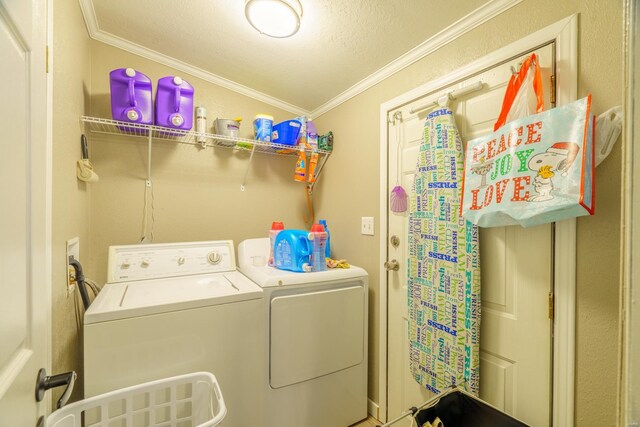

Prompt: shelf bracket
[307,152,330,196]
[240,144,257,191]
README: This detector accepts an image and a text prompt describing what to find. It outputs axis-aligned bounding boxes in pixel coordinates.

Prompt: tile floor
[350,416,382,427]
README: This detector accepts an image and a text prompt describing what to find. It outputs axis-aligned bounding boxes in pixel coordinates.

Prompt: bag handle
[493,53,544,131]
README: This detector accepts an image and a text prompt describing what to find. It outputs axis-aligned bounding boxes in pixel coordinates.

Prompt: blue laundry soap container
[274,230,311,272]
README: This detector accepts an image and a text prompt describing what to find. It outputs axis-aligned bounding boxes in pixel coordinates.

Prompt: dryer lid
[237,238,368,288]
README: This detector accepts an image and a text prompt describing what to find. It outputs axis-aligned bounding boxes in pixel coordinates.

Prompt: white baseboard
[368,398,380,420]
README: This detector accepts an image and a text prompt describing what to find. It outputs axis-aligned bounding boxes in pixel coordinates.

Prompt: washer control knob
[140,260,150,268]
[207,252,221,265]
[120,262,131,270]
[177,257,186,265]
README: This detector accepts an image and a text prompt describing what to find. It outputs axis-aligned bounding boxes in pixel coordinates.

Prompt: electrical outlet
[361,217,374,236]
[66,237,80,295]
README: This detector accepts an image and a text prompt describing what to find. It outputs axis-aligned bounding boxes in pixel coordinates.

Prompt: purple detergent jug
[155,76,194,130]
[109,68,153,125]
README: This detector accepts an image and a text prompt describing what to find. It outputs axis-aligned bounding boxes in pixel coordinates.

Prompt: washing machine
[238,238,368,427]
[84,240,265,427]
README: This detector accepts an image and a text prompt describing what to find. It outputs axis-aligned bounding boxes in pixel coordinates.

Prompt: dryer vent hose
[68,256,90,310]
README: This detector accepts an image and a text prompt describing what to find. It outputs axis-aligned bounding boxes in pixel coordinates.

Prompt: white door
[387,45,554,426]
[0,0,50,425]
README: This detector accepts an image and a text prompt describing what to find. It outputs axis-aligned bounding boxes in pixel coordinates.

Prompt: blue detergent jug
[274,230,311,272]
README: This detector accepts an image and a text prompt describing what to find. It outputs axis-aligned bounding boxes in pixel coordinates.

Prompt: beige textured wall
[87,41,315,283]
[314,0,622,424]
[51,0,92,403]
[52,0,622,422]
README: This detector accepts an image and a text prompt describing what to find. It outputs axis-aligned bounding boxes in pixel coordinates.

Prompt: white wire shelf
[80,116,331,156]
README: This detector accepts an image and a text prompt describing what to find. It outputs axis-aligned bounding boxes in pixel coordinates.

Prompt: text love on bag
[461,95,595,227]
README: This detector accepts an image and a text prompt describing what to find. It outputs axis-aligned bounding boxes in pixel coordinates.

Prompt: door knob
[35,368,77,409]
[384,259,400,271]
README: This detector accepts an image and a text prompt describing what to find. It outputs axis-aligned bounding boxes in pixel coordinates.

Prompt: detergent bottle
[254,114,273,141]
[274,230,311,272]
[309,223,328,272]
[318,219,331,258]
[307,152,319,183]
[294,145,307,182]
[306,120,318,150]
[109,68,153,126]
[155,76,195,130]
[268,221,284,267]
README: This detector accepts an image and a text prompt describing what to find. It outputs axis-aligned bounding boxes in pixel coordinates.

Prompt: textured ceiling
[88,0,487,112]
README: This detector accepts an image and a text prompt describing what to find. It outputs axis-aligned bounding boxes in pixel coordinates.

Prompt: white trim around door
[378,14,578,425]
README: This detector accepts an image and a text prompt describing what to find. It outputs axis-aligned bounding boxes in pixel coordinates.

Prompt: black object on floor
[415,390,529,427]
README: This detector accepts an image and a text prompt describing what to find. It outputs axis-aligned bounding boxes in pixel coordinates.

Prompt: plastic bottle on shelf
[307,152,319,183]
[195,106,207,146]
[294,145,307,182]
[307,120,318,150]
[318,219,330,258]
[309,223,328,272]
[269,221,285,267]
[254,114,274,142]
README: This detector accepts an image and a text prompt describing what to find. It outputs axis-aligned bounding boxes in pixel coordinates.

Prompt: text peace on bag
[461,95,595,228]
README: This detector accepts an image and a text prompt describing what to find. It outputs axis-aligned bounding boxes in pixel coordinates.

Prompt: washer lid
[84,271,262,324]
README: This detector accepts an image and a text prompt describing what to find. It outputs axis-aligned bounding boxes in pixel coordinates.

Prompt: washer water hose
[68,256,90,310]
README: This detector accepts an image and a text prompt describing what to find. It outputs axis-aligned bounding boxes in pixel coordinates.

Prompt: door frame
[621,0,639,424]
[378,14,578,425]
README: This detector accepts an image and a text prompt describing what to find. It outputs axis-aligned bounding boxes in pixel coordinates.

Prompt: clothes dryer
[84,241,264,427]
[238,238,368,427]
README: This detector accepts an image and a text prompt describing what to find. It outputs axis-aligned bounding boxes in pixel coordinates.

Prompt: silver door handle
[384,259,400,271]
[35,368,77,409]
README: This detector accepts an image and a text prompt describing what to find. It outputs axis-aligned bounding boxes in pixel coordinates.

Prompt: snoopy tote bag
[461,95,595,228]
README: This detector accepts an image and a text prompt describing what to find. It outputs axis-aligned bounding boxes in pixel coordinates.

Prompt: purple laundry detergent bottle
[109,68,153,125]
[155,76,194,130]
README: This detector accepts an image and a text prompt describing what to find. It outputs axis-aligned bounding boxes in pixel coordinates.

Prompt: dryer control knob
[177,257,186,265]
[140,260,150,268]
[207,252,221,265]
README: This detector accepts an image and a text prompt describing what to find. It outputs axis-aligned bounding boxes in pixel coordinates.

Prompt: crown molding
[77,0,310,116]
[78,0,521,119]
[310,0,523,118]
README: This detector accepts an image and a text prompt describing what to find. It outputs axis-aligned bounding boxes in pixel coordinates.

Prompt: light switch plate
[361,217,374,235]
[66,237,79,295]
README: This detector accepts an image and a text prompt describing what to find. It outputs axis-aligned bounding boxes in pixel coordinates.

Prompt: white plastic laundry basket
[46,372,226,427]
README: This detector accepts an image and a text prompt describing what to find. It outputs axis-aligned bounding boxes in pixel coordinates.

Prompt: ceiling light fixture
[245,0,303,38]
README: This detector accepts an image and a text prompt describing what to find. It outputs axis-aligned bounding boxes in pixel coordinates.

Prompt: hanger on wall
[410,81,484,114]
